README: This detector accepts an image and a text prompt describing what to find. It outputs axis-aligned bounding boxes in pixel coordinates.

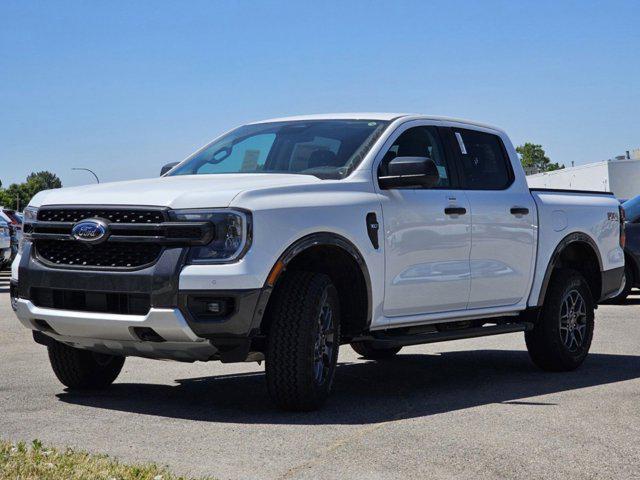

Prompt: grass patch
[0,439,213,480]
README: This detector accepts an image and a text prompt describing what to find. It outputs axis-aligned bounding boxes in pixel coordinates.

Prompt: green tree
[2,183,30,210]
[26,171,62,190]
[516,143,564,173]
[0,171,62,210]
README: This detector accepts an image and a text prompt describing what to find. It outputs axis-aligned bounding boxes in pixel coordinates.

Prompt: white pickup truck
[10,113,625,411]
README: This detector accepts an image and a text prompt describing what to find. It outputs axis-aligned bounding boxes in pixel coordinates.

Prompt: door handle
[444,207,467,216]
[510,207,529,215]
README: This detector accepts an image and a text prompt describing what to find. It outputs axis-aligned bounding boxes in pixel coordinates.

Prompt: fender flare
[263,232,373,329]
[535,232,603,307]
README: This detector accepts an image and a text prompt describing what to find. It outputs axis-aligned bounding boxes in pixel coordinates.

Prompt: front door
[377,123,472,318]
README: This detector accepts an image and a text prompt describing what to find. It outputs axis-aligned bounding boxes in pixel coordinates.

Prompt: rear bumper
[601,266,626,300]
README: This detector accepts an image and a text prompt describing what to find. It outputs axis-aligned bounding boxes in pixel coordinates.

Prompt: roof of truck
[249,113,504,132]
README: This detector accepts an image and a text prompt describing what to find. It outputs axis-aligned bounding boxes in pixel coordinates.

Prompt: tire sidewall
[265,271,342,410]
[546,272,595,365]
[306,282,340,396]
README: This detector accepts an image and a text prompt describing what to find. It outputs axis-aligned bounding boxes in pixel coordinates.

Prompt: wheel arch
[260,232,373,340]
[535,232,603,307]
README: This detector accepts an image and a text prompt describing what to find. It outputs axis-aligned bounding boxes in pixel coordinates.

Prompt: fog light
[207,301,223,314]
[186,296,234,320]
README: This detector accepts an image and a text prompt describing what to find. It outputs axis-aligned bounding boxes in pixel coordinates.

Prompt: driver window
[379,126,450,188]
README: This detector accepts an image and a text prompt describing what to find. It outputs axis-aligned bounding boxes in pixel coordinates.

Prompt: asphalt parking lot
[1,269,640,480]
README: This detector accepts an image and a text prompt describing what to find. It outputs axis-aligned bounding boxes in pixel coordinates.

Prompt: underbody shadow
[57,349,640,425]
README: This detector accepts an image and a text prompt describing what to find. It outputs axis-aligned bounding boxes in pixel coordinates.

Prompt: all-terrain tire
[265,271,341,411]
[525,269,594,371]
[48,340,125,389]
[351,341,401,360]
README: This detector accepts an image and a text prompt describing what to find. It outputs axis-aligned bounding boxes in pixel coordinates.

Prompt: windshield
[623,195,640,222]
[168,120,389,180]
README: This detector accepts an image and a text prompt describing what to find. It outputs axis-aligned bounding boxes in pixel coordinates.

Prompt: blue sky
[1,0,639,187]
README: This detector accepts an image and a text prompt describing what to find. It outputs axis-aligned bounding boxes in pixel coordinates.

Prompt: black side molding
[530,188,615,196]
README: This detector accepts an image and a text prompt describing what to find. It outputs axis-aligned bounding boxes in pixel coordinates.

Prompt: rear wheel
[48,340,125,389]
[265,271,340,411]
[351,341,401,360]
[525,269,594,371]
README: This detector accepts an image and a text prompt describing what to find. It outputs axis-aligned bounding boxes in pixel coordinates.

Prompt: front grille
[31,287,151,315]
[35,240,162,269]
[29,206,213,270]
[38,208,166,223]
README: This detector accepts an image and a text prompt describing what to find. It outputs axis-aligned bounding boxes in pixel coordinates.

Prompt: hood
[30,174,321,209]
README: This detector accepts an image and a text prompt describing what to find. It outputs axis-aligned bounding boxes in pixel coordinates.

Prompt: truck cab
[11,114,625,410]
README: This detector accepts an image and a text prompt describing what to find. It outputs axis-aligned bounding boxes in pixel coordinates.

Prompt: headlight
[19,206,38,254]
[169,209,251,263]
[23,206,39,222]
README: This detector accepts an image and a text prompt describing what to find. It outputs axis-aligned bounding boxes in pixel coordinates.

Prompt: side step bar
[369,322,533,348]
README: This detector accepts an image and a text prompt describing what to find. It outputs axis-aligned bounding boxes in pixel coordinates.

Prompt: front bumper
[14,299,219,361]
[12,242,267,362]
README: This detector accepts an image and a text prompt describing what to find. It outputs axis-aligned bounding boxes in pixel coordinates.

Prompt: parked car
[0,220,11,269]
[608,195,640,302]
[10,114,625,411]
[0,208,22,261]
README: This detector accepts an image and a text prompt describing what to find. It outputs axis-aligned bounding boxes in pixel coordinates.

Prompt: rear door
[447,127,536,309]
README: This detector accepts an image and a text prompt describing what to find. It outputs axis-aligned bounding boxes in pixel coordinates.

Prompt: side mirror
[378,156,440,189]
[160,162,179,176]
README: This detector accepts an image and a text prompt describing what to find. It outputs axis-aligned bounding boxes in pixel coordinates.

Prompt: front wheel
[525,269,594,371]
[265,271,340,411]
[48,340,125,389]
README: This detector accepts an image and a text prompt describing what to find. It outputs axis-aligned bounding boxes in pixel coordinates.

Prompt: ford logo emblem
[71,219,109,244]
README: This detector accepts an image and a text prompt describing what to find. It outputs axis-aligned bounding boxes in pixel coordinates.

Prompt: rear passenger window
[454,129,513,190]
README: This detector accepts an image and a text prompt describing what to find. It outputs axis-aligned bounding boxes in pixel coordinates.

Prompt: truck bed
[528,188,624,307]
